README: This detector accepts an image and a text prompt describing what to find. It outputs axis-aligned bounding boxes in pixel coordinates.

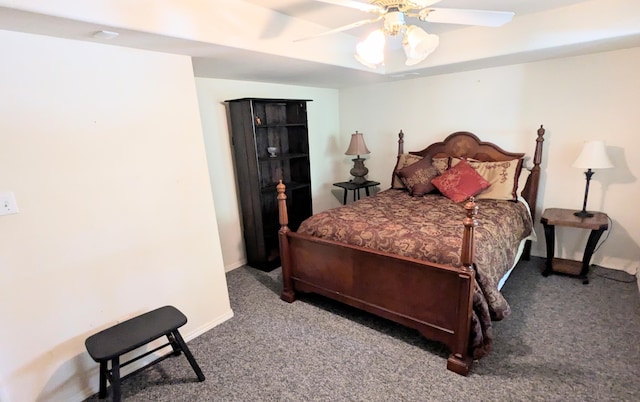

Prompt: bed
[276,126,546,375]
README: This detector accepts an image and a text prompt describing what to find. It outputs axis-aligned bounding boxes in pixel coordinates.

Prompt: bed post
[277,180,296,302]
[397,130,404,155]
[446,198,477,376]
[522,125,545,260]
[460,198,478,271]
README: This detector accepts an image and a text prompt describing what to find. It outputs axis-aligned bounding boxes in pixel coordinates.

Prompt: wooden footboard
[277,181,478,375]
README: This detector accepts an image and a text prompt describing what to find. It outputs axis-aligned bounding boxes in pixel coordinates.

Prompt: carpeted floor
[85,257,640,401]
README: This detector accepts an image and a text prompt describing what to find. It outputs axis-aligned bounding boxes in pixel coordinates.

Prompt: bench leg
[171,330,205,381]
[111,357,122,402]
[98,361,108,398]
[167,332,182,356]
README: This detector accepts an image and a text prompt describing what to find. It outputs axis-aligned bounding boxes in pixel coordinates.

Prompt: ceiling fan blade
[410,0,442,7]
[294,16,383,42]
[312,0,385,14]
[422,8,515,27]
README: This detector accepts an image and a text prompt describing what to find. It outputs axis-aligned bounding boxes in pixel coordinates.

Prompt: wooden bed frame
[276,126,546,375]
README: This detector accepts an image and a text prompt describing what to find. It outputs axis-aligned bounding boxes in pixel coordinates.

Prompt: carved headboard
[408,131,525,162]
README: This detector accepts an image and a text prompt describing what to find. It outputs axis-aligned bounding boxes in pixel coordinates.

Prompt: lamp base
[575,169,595,219]
[350,157,368,184]
[573,210,594,218]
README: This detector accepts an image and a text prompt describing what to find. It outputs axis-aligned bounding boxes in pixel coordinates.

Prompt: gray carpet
[85,257,640,401]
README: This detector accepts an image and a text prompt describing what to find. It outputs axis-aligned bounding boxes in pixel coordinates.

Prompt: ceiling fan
[305,0,515,68]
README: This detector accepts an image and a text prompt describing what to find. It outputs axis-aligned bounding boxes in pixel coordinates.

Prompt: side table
[540,208,609,284]
[333,180,380,205]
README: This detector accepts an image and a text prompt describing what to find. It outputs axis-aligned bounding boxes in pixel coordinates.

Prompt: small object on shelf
[255,115,262,125]
[267,146,278,157]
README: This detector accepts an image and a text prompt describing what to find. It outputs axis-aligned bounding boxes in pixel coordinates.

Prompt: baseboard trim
[225,259,246,272]
[185,309,234,341]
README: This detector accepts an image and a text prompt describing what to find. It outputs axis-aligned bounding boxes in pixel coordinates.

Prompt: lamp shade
[345,131,371,156]
[572,141,613,169]
[354,29,385,68]
[403,25,439,66]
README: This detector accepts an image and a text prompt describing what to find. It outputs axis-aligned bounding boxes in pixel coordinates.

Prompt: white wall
[0,31,232,401]
[339,47,640,275]
[195,79,341,271]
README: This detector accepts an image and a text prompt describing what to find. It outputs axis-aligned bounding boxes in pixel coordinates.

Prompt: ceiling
[1,0,639,88]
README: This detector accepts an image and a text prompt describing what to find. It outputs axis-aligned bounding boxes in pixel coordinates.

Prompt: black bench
[85,305,205,401]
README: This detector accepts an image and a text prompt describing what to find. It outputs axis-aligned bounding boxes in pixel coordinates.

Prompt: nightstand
[540,208,609,284]
[333,180,380,205]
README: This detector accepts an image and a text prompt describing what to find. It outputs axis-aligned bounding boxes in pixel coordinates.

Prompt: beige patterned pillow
[432,157,450,174]
[517,168,530,197]
[392,153,423,189]
[451,157,523,201]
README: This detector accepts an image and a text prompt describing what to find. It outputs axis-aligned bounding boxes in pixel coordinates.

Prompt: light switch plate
[0,192,19,216]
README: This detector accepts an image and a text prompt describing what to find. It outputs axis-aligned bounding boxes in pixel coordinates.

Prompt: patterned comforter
[297,189,533,358]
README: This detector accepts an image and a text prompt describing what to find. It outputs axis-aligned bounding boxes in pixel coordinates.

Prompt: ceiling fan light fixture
[383,11,406,36]
[355,28,385,68]
[403,25,439,66]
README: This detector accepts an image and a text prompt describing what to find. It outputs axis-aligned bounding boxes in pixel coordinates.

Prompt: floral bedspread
[297,189,533,358]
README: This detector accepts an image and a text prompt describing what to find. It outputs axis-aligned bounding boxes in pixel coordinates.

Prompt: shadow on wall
[595,217,640,274]
[327,134,344,197]
[7,331,97,402]
[594,145,638,272]
[330,184,382,206]
[37,351,96,401]
[596,145,636,209]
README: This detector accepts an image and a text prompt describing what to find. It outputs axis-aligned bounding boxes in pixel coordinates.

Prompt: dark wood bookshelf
[226,98,313,270]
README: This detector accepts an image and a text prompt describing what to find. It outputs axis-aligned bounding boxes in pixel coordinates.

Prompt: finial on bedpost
[461,197,478,272]
[535,125,545,164]
[276,180,290,233]
[527,125,545,213]
[522,125,546,199]
[398,130,404,155]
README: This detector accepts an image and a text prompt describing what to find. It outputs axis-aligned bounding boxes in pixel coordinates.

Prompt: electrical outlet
[0,192,19,216]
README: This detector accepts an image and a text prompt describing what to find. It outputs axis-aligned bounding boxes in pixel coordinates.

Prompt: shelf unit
[225,98,312,270]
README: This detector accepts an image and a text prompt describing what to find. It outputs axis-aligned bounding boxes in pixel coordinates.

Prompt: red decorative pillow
[431,159,491,203]
[397,155,440,196]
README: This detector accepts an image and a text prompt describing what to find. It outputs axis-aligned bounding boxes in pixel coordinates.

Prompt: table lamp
[345,131,371,184]
[572,140,613,217]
